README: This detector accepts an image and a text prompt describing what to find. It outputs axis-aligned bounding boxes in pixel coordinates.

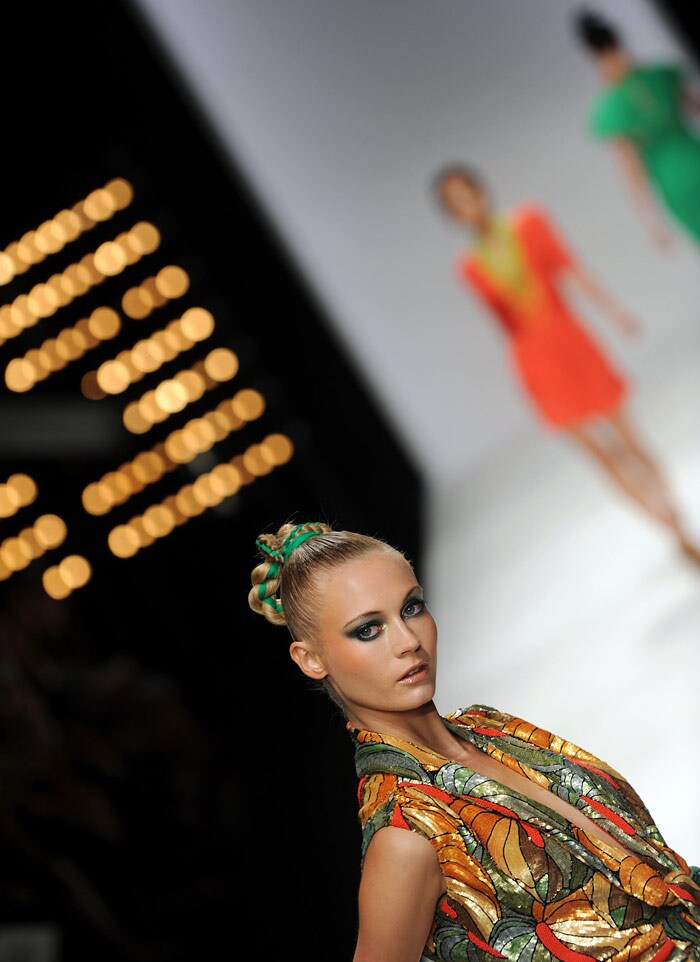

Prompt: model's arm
[609,138,674,250]
[563,260,640,337]
[353,826,444,962]
[681,85,700,113]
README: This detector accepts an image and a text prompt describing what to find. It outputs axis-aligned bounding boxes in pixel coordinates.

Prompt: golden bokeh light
[211,463,242,497]
[82,482,111,516]
[231,388,265,420]
[133,451,166,483]
[54,208,83,241]
[129,517,156,548]
[93,240,127,276]
[162,495,186,527]
[10,296,34,329]
[186,419,216,453]
[203,409,231,439]
[176,485,206,517]
[164,433,193,464]
[87,306,120,339]
[0,536,32,571]
[192,474,219,507]
[203,347,238,382]
[105,177,134,209]
[122,287,153,319]
[40,340,65,372]
[155,265,190,299]
[81,370,107,400]
[153,379,188,414]
[0,253,14,285]
[175,369,206,401]
[153,328,180,359]
[180,307,214,342]
[230,454,255,486]
[18,527,43,558]
[83,188,116,222]
[8,473,38,506]
[34,220,65,254]
[5,358,36,392]
[16,232,40,267]
[123,401,151,434]
[34,514,67,550]
[242,445,274,477]
[142,505,176,539]
[131,339,164,373]
[58,554,92,589]
[97,359,131,394]
[129,222,160,255]
[260,433,294,465]
[25,348,50,380]
[0,306,19,338]
[102,471,132,505]
[42,566,72,599]
[0,487,20,518]
[108,525,140,558]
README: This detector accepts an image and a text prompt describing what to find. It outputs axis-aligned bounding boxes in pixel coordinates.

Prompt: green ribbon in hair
[279,523,325,561]
[256,524,326,612]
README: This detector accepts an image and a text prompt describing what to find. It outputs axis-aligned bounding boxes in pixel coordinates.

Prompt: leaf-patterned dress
[352,705,700,962]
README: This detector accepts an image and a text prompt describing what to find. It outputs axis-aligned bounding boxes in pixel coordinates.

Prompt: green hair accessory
[255,523,326,614]
[279,523,326,561]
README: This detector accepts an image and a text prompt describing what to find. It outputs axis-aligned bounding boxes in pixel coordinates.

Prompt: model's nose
[389,618,421,655]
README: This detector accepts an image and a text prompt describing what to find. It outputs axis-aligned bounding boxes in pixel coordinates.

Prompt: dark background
[1,2,697,960]
[1,3,423,960]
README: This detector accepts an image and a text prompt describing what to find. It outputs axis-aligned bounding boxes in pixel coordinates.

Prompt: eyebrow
[342,584,422,632]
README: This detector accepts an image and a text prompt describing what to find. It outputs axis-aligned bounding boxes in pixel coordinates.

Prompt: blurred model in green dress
[574,8,700,250]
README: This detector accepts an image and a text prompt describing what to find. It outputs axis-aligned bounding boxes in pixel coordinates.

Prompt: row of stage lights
[82,387,267,515]
[0,178,134,287]
[4,266,192,394]
[0,427,293,592]
[0,176,297,599]
[0,500,91,600]
[0,220,160,344]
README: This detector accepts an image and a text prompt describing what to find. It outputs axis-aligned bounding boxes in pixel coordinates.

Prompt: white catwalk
[426,334,700,867]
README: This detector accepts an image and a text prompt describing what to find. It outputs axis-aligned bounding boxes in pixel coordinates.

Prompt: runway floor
[426,338,700,865]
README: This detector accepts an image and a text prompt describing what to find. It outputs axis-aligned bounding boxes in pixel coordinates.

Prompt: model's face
[597,48,629,84]
[439,176,489,227]
[290,551,437,729]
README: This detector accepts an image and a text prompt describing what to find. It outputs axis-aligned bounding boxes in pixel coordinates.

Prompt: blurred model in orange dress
[434,164,700,565]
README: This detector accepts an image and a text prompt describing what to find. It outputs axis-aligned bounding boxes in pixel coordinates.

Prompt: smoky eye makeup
[402,594,425,617]
[344,588,426,639]
[347,620,385,642]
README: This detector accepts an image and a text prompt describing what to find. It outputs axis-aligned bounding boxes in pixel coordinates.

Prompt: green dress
[589,63,700,243]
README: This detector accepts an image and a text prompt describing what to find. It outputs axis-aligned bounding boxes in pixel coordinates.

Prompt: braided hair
[248,520,404,643]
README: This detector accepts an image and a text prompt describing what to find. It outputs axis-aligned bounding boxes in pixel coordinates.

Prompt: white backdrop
[129,0,700,485]
[129,0,700,861]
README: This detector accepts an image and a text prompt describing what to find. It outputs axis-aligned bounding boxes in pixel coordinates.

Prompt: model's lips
[398,662,429,683]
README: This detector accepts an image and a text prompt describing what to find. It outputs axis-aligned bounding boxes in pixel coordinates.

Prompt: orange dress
[458,205,628,428]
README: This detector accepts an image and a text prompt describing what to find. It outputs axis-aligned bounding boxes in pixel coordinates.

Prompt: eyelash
[352,597,426,641]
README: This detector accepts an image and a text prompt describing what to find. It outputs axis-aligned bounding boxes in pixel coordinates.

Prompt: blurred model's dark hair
[573,8,621,54]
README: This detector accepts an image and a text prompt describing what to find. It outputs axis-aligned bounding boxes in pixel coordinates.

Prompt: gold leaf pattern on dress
[352,705,700,962]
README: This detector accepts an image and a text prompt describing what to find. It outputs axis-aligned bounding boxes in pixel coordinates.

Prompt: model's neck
[600,51,634,85]
[347,701,454,753]
[472,212,498,240]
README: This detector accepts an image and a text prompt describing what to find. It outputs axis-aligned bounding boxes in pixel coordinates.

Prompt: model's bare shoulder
[354,827,444,962]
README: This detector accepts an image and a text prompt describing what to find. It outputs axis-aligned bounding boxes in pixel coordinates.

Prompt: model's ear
[289,640,328,680]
